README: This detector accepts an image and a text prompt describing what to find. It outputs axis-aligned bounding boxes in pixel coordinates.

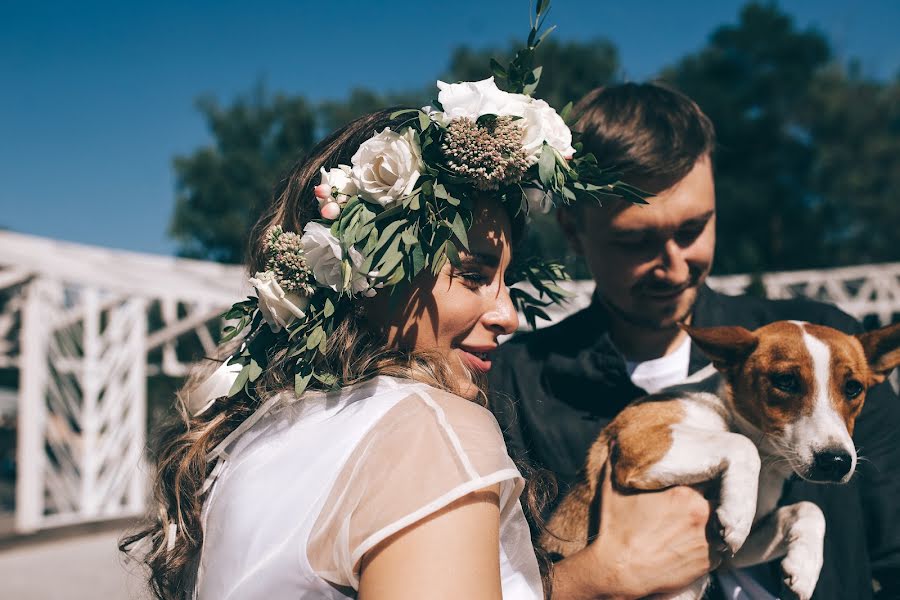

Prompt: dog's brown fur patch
[541,396,685,557]
[804,324,869,433]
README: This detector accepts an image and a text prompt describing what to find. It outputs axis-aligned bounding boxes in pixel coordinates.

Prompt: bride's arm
[358,485,503,600]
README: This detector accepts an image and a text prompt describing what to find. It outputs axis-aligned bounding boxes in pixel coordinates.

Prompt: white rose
[248,271,310,333]
[300,222,376,296]
[436,77,530,121]
[520,99,576,164]
[351,128,423,207]
[319,165,357,206]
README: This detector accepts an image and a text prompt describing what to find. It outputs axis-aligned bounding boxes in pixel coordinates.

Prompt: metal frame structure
[1,229,898,533]
[1,231,244,533]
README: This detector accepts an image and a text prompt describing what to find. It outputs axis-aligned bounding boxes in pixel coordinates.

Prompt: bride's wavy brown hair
[120,108,554,599]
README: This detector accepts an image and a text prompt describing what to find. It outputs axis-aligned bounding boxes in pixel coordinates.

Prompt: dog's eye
[844,379,864,399]
[771,373,800,393]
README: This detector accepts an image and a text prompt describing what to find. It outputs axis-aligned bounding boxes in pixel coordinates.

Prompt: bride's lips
[458,347,494,373]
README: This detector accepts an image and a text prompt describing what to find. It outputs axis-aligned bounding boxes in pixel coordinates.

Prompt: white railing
[527,262,900,329]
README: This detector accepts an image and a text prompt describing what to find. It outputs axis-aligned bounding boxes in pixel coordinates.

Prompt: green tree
[808,65,900,266]
[660,2,832,274]
[169,87,317,263]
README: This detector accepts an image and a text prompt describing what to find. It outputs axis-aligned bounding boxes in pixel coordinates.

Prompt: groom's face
[562,156,717,330]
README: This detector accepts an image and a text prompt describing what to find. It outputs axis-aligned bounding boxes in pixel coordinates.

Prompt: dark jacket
[488,284,900,600]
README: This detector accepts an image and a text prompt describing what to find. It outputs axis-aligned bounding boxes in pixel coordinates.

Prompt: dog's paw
[716,499,754,554]
[781,552,819,600]
[780,502,825,600]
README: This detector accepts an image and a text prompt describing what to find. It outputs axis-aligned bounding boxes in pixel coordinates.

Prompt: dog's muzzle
[808,449,853,482]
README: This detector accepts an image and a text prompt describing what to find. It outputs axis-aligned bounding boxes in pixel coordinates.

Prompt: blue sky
[2,0,898,256]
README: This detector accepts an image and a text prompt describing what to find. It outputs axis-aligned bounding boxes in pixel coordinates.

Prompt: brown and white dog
[542,320,900,600]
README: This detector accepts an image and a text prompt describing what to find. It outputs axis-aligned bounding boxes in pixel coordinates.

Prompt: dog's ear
[682,324,758,371]
[857,322,900,378]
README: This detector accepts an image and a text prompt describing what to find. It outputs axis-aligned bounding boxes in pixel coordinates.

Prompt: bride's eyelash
[453,267,489,286]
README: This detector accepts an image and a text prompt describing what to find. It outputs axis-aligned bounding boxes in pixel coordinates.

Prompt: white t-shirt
[195,375,542,599]
[625,335,692,394]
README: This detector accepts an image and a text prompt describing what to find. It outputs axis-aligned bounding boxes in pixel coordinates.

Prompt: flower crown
[218,2,649,401]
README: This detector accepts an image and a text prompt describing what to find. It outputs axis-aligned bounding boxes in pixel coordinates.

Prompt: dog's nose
[810,450,853,481]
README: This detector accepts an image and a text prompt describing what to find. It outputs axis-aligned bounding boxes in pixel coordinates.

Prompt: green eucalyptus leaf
[401,227,419,247]
[364,226,381,255]
[313,371,338,387]
[431,243,448,275]
[246,358,263,382]
[418,111,431,132]
[490,58,507,78]
[535,24,556,48]
[228,366,250,397]
[294,371,313,396]
[390,108,420,120]
[341,260,353,291]
[376,234,405,277]
[377,218,407,244]
[538,146,556,188]
[450,212,469,249]
[445,240,462,268]
[323,298,335,318]
[559,101,574,124]
[410,244,426,277]
[476,113,499,127]
[306,326,324,350]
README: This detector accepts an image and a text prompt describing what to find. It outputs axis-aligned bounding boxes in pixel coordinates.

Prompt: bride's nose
[483,286,519,335]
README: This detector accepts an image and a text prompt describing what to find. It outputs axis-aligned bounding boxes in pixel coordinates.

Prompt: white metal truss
[1,229,898,533]
[16,281,148,530]
[1,231,243,533]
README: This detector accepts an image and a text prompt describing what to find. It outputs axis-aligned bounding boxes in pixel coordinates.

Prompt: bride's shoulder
[378,378,502,434]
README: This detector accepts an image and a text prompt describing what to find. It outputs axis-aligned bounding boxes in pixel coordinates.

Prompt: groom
[490,83,900,599]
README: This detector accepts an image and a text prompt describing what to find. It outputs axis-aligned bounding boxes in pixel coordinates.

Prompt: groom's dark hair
[573,82,716,188]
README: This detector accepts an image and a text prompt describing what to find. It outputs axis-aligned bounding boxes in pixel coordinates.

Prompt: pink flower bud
[320,201,341,220]
[314,183,332,201]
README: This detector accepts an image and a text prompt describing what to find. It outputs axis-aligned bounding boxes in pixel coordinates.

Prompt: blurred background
[1,1,898,597]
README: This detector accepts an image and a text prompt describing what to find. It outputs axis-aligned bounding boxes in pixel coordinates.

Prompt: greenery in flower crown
[218,0,651,400]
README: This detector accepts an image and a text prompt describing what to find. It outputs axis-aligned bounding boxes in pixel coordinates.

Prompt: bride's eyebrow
[459,252,500,268]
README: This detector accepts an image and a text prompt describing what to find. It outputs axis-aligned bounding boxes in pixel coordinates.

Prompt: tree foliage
[170,87,316,263]
[661,2,900,274]
[169,2,899,276]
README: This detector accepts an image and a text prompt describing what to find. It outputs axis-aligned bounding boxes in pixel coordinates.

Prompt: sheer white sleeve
[307,387,525,590]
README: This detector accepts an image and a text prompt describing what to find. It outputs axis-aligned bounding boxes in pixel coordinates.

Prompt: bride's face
[368,199,519,399]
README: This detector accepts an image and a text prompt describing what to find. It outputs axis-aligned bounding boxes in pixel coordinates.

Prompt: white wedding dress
[194,375,543,599]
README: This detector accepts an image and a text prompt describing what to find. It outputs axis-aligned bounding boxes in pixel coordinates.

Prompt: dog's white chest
[756,463,791,521]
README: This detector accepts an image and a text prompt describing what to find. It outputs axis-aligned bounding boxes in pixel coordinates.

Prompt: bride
[121,12,646,598]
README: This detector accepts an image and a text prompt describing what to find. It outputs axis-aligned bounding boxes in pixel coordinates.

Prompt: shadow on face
[559,156,717,331]
[363,198,519,398]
